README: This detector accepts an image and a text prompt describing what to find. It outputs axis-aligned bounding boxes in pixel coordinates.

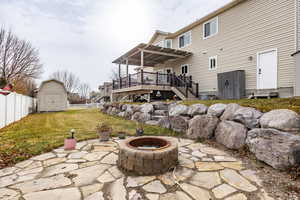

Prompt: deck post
[112,80,115,89]
[118,63,121,78]
[128,74,131,87]
[156,72,159,85]
[196,83,199,97]
[141,69,144,85]
[126,59,129,77]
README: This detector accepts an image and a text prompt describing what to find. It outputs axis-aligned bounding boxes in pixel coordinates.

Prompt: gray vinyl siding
[298,0,300,50]
[156,0,296,93]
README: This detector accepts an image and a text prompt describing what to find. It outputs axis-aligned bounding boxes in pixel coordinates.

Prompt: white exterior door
[257,49,278,89]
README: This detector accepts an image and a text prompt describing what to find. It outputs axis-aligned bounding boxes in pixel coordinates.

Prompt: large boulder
[140,103,154,114]
[220,103,241,121]
[187,115,219,139]
[131,112,151,123]
[152,102,169,110]
[110,107,120,115]
[232,107,263,129]
[158,117,171,129]
[169,104,189,116]
[207,103,227,117]
[169,116,188,133]
[153,110,168,116]
[145,120,160,126]
[246,128,300,169]
[187,104,208,116]
[106,106,112,115]
[260,109,300,133]
[215,121,247,149]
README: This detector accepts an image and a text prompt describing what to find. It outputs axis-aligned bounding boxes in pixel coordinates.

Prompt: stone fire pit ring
[117,136,178,175]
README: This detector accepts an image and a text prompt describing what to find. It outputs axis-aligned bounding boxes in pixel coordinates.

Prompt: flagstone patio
[0,137,273,200]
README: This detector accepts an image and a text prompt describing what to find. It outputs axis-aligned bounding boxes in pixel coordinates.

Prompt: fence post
[196,83,199,97]
[4,95,7,126]
[119,78,122,89]
[156,72,159,85]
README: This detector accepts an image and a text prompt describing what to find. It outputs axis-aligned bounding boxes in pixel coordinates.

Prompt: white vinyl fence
[0,92,36,129]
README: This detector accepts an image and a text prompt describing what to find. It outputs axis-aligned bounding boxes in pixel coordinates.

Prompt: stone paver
[23,188,81,200]
[220,169,257,192]
[212,183,237,199]
[0,137,272,200]
[142,180,167,194]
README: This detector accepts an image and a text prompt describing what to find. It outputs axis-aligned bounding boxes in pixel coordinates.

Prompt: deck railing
[112,70,199,98]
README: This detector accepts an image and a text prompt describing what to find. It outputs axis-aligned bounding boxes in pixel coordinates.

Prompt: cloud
[0,0,231,90]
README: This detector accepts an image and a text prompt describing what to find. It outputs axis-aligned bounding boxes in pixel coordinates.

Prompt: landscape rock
[131,112,151,123]
[187,115,219,139]
[169,116,188,132]
[169,104,188,116]
[140,103,154,114]
[110,107,120,115]
[145,120,160,126]
[215,121,247,149]
[187,104,208,116]
[220,103,241,121]
[153,110,168,116]
[246,128,300,169]
[157,117,171,129]
[260,109,300,133]
[232,107,262,129]
[152,102,168,110]
[207,104,227,117]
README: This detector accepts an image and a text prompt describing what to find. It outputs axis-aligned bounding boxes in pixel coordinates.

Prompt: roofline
[39,79,67,93]
[291,50,300,56]
[148,30,172,44]
[165,0,246,38]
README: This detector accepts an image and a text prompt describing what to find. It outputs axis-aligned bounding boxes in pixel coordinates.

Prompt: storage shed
[37,79,68,112]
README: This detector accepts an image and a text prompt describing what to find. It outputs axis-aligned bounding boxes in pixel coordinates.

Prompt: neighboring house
[111,0,300,101]
[98,82,113,102]
[37,79,68,112]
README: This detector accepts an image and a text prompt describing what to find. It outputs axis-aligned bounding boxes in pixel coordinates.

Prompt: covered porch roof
[112,43,192,67]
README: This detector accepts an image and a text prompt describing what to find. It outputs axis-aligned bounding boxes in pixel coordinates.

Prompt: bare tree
[49,70,80,94]
[0,27,43,83]
[110,67,119,81]
[79,83,91,100]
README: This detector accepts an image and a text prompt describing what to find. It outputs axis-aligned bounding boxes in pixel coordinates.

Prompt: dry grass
[0,109,176,168]
[181,98,300,114]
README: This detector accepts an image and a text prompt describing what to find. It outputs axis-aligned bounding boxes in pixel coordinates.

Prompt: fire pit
[117,136,178,175]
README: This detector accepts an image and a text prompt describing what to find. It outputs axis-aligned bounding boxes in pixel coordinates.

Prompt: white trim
[203,17,219,40]
[178,31,192,49]
[208,55,218,70]
[295,0,298,51]
[256,48,278,90]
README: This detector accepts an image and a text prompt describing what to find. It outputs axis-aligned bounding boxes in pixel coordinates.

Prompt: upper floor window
[209,56,217,70]
[164,39,172,48]
[203,17,218,39]
[178,31,191,48]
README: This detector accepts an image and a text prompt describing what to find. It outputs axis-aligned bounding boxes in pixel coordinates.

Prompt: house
[98,82,113,102]
[292,51,300,97]
[111,0,300,101]
[37,79,68,112]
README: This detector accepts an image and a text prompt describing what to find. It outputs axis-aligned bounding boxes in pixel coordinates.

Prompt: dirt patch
[202,140,300,200]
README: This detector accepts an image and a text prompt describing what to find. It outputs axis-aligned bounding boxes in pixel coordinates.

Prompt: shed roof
[39,79,67,93]
[112,43,192,67]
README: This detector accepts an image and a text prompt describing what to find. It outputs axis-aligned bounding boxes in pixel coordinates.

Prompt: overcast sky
[0,0,231,90]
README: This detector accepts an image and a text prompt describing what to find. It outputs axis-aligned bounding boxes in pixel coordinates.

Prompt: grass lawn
[0,109,177,168]
[181,98,300,114]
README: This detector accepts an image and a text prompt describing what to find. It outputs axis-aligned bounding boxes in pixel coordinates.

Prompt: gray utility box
[217,70,245,99]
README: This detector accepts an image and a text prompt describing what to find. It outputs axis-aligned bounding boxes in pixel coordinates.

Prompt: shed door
[257,49,277,89]
[46,95,60,111]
